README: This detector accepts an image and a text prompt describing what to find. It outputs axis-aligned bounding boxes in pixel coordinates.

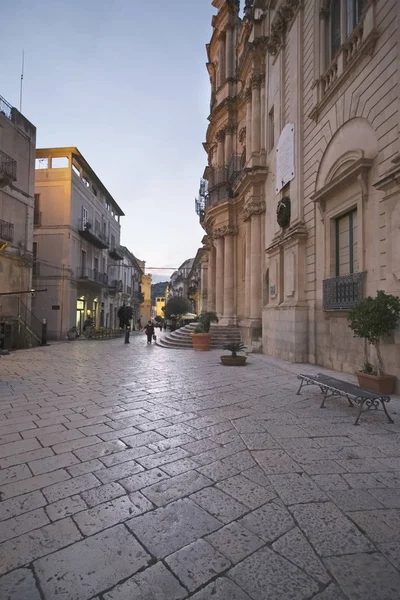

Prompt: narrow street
[1,336,400,599]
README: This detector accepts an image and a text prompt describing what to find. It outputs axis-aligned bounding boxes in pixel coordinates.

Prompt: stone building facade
[0,94,36,318]
[33,147,125,339]
[200,0,400,382]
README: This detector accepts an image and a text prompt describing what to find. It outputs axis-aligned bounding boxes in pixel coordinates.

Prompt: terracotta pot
[192,333,211,351]
[356,371,396,395]
[220,355,247,366]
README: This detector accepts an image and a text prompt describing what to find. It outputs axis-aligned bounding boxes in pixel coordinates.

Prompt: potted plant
[221,342,247,366]
[347,290,400,394]
[192,311,219,351]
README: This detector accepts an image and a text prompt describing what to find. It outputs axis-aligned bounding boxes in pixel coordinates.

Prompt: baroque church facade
[198,0,400,382]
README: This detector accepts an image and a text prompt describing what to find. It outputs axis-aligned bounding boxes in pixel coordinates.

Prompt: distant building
[110,246,144,329]
[169,259,195,299]
[140,273,152,323]
[32,147,125,339]
[0,94,36,326]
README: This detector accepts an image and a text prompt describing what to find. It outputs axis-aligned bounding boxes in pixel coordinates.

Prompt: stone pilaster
[214,236,224,317]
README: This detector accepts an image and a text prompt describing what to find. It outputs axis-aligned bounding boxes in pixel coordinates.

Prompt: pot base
[220,355,247,366]
[357,371,396,395]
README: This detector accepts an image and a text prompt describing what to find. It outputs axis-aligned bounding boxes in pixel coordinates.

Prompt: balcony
[0,149,17,187]
[0,95,12,120]
[78,220,109,250]
[0,219,14,243]
[323,272,365,311]
[109,246,124,261]
[77,268,108,287]
[108,279,123,294]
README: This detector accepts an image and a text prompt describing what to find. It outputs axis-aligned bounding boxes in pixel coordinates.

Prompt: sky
[0,0,216,280]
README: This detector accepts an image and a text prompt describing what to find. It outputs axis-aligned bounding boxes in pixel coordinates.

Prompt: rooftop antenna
[19,50,24,113]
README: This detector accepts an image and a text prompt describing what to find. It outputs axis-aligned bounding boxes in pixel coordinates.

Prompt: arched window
[325,0,366,65]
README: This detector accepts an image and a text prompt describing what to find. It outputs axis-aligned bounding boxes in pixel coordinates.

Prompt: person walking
[144,320,155,344]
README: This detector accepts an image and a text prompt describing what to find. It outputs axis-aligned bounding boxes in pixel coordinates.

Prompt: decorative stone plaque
[276,123,295,192]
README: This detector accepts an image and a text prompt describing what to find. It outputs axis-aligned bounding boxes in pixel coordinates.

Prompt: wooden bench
[296,373,394,426]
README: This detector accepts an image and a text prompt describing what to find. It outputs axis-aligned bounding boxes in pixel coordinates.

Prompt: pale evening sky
[0,0,217,280]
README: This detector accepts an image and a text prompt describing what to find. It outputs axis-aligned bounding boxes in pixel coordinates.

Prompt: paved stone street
[1,334,400,599]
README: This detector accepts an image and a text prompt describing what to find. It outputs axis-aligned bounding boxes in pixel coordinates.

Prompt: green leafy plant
[195,311,219,334]
[347,290,400,375]
[223,342,245,357]
[164,296,190,319]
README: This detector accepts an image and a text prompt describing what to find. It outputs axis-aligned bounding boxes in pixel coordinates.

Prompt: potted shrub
[192,311,219,351]
[347,290,400,394]
[221,342,247,366]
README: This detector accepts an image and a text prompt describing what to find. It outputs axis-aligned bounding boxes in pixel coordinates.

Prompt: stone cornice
[373,158,400,197]
[311,157,373,220]
[266,222,308,255]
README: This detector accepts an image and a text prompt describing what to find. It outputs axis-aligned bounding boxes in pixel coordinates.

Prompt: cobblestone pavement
[1,334,400,599]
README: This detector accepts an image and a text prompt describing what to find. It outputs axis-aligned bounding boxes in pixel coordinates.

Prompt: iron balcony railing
[323,272,365,310]
[0,149,17,183]
[0,95,12,120]
[77,268,108,286]
[0,219,14,242]
[109,246,124,261]
[78,219,109,249]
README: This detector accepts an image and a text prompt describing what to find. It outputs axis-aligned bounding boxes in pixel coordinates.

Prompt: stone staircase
[156,323,241,350]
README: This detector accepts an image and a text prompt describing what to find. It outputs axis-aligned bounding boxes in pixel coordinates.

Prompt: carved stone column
[244,219,251,318]
[245,88,252,164]
[216,130,225,169]
[251,75,262,156]
[224,125,234,168]
[200,256,208,314]
[214,236,225,317]
[243,199,266,323]
[250,214,262,320]
[225,27,234,79]
[207,245,216,312]
[222,227,237,323]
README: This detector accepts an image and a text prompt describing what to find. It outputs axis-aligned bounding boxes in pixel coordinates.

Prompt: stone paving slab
[1,337,400,598]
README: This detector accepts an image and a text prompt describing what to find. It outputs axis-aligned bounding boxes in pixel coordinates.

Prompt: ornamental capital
[216,129,225,142]
[242,199,266,221]
[251,74,264,89]
[213,225,238,238]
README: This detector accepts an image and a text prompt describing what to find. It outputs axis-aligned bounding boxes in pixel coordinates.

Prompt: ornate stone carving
[216,129,225,142]
[251,73,264,89]
[213,225,238,238]
[264,0,301,56]
[242,199,266,221]
[224,123,235,135]
[238,127,246,144]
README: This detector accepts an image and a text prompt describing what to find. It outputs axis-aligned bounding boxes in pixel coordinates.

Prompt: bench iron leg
[296,379,305,395]
[380,399,394,424]
[353,399,366,426]
[320,388,329,408]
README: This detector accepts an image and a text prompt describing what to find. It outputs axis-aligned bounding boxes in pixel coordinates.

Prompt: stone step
[156,324,241,350]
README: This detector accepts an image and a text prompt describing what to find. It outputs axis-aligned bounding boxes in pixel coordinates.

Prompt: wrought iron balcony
[109,246,124,261]
[227,154,243,182]
[0,95,12,120]
[323,272,365,310]
[0,219,14,242]
[77,268,108,286]
[0,149,17,186]
[78,219,109,249]
[108,279,123,294]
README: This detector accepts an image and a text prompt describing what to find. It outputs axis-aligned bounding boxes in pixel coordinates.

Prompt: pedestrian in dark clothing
[145,321,155,344]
